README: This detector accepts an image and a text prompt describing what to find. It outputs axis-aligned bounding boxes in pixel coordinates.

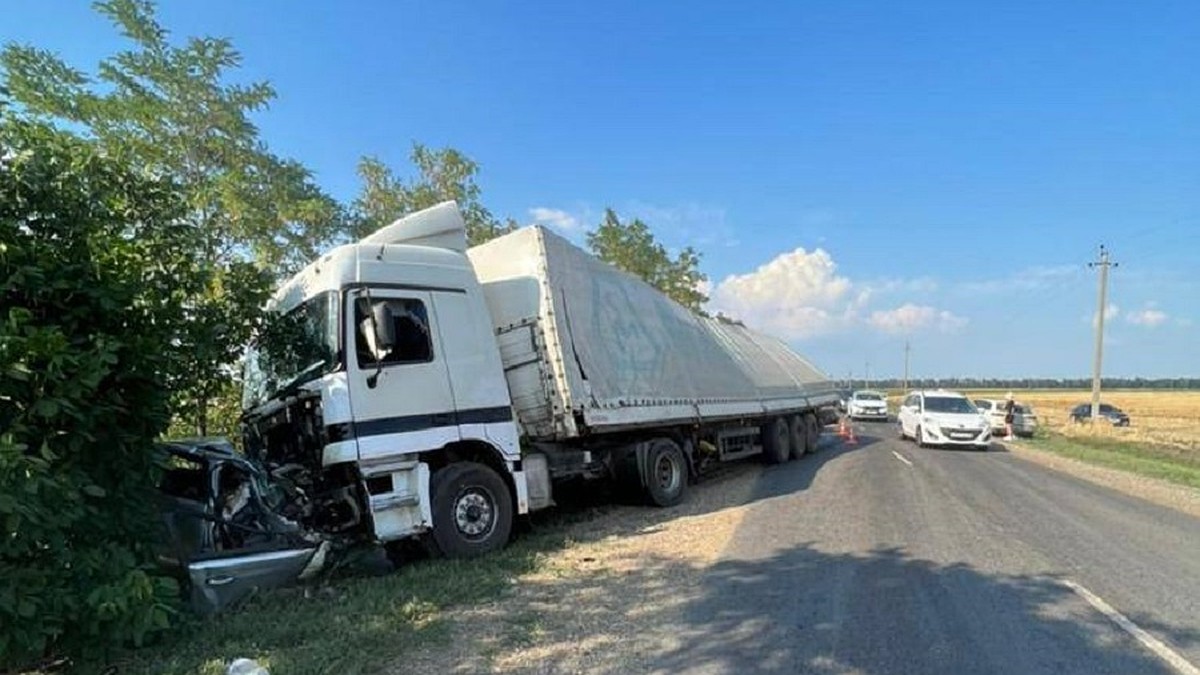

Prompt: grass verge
[84,509,604,675]
[1025,433,1200,490]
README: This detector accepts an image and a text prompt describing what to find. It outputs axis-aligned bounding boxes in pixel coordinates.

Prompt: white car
[847,390,889,421]
[897,390,991,450]
[974,399,1038,438]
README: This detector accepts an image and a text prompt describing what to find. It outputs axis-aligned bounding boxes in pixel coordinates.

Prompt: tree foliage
[1,0,341,436]
[0,117,190,668]
[586,208,709,312]
[351,144,517,247]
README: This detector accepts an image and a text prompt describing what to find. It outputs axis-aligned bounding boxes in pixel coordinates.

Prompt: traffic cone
[838,417,849,438]
[845,421,858,445]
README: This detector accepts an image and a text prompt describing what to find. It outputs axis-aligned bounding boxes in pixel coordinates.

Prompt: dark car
[1068,403,1130,426]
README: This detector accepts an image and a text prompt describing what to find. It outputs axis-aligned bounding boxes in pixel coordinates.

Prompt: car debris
[156,438,354,613]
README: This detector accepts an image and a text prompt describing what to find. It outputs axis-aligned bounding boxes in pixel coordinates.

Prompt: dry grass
[966,390,1200,454]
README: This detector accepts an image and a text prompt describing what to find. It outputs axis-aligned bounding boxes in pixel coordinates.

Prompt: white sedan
[848,390,889,421]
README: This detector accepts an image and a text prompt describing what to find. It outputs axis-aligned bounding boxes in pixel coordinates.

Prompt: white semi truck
[162,202,838,610]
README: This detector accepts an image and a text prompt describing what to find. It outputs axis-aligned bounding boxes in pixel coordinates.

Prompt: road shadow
[482,543,1200,675]
[518,433,872,546]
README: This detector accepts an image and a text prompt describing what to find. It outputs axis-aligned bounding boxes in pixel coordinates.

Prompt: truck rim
[454,487,497,541]
[655,453,681,494]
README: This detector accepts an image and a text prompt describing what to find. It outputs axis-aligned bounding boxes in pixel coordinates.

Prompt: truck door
[344,288,452,541]
[347,288,460,463]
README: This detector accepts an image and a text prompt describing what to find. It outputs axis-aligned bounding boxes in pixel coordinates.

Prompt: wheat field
[964,390,1200,453]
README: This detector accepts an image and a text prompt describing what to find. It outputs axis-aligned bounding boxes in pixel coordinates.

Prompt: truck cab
[240,203,531,562]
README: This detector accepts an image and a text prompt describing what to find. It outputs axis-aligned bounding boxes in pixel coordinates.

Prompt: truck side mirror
[357,296,396,389]
[371,302,396,351]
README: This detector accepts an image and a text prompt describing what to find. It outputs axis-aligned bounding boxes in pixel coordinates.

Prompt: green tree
[586,208,709,312]
[2,0,343,435]
[0,116,193,668]
[351,144,517,246]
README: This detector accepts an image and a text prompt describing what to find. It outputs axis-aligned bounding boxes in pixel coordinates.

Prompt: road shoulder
[1002,441,1200,519]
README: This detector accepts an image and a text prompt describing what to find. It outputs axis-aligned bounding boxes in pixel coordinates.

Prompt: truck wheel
[761,418,790,465]
[804,414,820,452]
[429,462,513,558]
[787,415,808,459]
[644,439,688,507]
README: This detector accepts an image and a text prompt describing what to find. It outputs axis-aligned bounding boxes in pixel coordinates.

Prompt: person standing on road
[1004,392,1016,441]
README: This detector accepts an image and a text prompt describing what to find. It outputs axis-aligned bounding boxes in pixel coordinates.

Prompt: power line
[1088,245,1118,420]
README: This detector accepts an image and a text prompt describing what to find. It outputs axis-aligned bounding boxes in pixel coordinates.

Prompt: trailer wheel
[805,414,821,452]
[429,462,513,558]
[644,439,688,507]
[787,415,808,459]
[761,417,790,464]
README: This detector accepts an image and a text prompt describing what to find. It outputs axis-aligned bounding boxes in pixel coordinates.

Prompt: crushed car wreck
[157,438,336,613]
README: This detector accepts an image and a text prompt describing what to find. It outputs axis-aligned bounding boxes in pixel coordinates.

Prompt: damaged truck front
[163,200,839,612]
[164,204,531,611]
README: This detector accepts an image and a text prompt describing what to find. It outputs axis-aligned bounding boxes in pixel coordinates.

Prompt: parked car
[897,390,991,450]
[974,399,1039,438]
[1068,403,1130,426]
[848,390,889,421]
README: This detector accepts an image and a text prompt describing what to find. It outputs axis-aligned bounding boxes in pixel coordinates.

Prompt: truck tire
[429,462,513,558]
[804,414,820,452]
[644,438,688,507]
[787,415,808,459]
[761,417,790,465]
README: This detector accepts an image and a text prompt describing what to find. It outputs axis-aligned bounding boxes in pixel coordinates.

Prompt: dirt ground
[396,462,770,674]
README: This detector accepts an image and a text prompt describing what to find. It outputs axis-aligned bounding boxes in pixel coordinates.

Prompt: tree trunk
[196,396,208,437]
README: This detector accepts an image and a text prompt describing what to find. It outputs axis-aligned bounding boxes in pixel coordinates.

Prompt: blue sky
[5,1,1198,379]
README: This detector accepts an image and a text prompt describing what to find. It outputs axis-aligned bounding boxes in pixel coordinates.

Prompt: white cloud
[528,207,581,232]
[1126,308,1168,327]
[708,248,961,339]
[867,304,968,335]
[708,247,854,338]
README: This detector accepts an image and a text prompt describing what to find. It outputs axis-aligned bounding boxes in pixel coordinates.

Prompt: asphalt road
[643,421,1200,675]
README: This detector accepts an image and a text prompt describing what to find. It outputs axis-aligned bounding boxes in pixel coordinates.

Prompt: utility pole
[903,340,911,393]
[1089,245,1118,421]
[864,360,870,388]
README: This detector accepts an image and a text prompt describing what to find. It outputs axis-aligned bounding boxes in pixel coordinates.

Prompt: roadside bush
[0,117,202,668]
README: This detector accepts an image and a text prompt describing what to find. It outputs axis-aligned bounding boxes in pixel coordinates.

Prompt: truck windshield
[243,291,339,410]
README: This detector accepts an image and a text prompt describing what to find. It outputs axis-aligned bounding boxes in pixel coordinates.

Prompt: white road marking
[1063,579,1200,675]
[891,451,913,467]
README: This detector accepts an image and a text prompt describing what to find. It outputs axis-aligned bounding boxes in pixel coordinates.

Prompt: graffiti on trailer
[588,271,674,397]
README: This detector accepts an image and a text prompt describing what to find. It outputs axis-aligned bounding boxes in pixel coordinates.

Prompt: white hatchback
[897,390,991,450]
